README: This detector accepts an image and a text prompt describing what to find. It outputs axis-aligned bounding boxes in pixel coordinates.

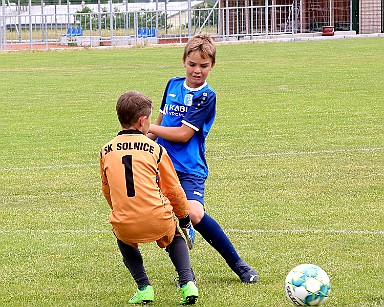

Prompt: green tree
[75,6,99,30]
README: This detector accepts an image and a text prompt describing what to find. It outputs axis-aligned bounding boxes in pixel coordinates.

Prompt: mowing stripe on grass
[1,147,382,172]
[1,229,383,235]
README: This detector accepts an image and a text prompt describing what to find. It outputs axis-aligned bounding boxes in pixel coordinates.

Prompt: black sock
[116,239,150,289]
[166,235,194,286]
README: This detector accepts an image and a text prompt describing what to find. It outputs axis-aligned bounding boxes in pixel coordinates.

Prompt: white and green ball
[285,264,331,306]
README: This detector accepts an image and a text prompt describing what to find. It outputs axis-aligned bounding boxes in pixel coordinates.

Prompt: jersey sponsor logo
[163,103,189,117]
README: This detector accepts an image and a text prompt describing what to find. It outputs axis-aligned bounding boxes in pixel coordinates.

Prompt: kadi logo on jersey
[162,103,188,117]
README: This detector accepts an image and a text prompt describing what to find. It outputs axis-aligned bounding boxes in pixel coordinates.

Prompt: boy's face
[183,51,214,88]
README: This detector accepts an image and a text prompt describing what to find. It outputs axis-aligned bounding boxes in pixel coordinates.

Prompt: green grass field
[0,37,383,306]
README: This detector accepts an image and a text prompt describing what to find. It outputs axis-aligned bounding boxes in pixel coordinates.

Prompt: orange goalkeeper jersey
[100,129,189,244]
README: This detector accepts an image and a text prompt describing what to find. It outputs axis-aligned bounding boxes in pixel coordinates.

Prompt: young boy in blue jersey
[149,34,258,283]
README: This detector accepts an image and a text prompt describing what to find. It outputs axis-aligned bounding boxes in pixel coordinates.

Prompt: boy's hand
[179,215,195,250]
[146,132,157,140]
[181,223,195,250]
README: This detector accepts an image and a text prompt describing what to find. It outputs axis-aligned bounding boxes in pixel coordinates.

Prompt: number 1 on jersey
[122,155,135,197]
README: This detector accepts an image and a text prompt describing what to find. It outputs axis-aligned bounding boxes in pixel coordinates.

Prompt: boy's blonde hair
[116,91,152,128]
[182,34,216,65]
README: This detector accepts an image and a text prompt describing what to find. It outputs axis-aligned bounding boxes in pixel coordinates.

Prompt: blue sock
[194,213,241,268]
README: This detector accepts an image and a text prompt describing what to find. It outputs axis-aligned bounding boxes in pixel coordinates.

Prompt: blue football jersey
[157,77,216,178]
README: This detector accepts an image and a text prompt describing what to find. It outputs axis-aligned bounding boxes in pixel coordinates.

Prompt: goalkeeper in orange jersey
[99,90,198,305]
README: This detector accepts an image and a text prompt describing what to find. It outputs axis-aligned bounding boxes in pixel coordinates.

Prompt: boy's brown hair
[116,91,152,128]
[182,34,216,65]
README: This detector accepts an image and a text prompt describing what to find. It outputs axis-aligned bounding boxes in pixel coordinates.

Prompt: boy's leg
[192,211,239,265]
[116,238,150,289]
[179,172,258,283]
[193,210,258,283]
[116,239,154,304]
[166,235,198,305]
[165,235,194,286]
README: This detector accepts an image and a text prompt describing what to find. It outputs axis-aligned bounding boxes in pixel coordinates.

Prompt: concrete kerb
[2,32,384,52]
[212,32,384,45]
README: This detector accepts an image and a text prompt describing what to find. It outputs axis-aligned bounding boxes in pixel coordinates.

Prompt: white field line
[0,228,383,235]
[211,147,383,160]
[226,229,384,235]
[0,163,97,171]
[0,147,382,171]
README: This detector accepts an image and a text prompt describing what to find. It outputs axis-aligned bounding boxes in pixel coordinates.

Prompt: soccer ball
[285,264,331,306]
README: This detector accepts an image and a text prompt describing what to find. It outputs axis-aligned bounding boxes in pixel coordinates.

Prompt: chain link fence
[0,0,354,50]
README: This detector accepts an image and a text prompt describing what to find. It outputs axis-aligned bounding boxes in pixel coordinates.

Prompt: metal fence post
[134,10,138,44]
[265,0,269,37]
[225,0,229,40]
[41,0,44,40]
[44,14,48,49]
[1,0,5,50]
[29,0,33,49]
[188,0,191,38]
[179,10,182,43]
[155,0,158,37]
[90,12,93,47]
[250,0,254,37]
[98,0,101,36]
[293,0,297,34]
[109,0,113,45]
[67,0,70,28]
[125,0,129,37]
[291,4,294,35]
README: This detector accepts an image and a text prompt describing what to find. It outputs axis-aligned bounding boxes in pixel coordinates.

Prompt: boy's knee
[188,201,205,225]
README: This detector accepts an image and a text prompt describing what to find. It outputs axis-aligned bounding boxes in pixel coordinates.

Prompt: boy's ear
[138,115,146,127]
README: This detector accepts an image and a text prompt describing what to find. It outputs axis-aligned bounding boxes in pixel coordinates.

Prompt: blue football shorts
[176,171,205,205]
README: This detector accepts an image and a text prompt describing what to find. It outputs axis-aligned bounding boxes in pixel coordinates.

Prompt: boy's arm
[100,157,113,209]
[150,89,215,142]
[157,150,189,218]
[157,145,196,249]
[149,123,195,143]
[153,112,163,125]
